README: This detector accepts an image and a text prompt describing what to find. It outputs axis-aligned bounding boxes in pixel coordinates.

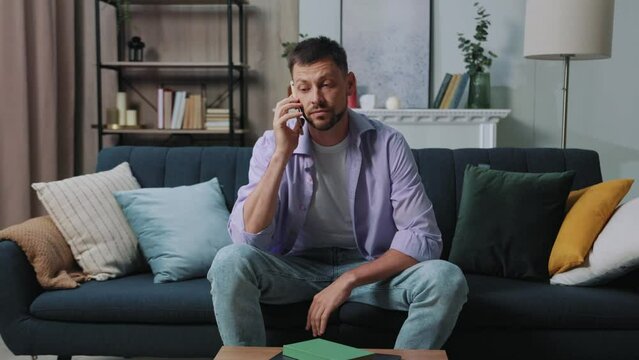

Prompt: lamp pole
[561,55,572,149]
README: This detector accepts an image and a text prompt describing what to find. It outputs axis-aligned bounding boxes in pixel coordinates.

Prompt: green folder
[283,338,374,360]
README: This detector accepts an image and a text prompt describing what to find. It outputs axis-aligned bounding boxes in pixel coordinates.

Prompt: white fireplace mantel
[354,109,511,149]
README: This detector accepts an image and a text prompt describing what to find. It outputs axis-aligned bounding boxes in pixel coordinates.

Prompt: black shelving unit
[95,0,248,150]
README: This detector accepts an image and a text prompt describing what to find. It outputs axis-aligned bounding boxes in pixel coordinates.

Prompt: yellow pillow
[548,179,634,275]
[565,187,588,212]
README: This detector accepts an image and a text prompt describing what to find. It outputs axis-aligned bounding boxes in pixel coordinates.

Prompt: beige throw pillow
[31,162,145,280]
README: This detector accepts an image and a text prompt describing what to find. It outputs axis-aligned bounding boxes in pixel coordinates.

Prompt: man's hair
[287,36,348,75]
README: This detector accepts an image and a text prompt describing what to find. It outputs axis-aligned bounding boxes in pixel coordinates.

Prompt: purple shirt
[227,109,442,262]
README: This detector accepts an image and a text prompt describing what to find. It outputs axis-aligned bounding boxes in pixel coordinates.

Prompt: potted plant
[281,34,307,95]
[281,34,308,58]
[458,2,497,109]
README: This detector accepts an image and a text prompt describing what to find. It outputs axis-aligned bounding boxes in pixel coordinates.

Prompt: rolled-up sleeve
[387,133,443,262]
[227,133,280,250]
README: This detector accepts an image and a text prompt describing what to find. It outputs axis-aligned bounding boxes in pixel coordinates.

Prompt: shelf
[96,0,249,148]
[354,109,511,149]
[101,128,247,135]
[100,61,248,69]
[354,109,511,124]
[102,0,248,5]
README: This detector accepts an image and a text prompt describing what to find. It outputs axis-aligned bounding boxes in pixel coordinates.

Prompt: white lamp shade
[524,0,614,60]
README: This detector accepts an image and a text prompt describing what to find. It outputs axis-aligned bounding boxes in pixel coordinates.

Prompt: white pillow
[551,197,639,286]
[32,162,145,280]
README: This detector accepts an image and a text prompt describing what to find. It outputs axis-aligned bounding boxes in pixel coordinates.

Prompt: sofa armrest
[0,239,42,353]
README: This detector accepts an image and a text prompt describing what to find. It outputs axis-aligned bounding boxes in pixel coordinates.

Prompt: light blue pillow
[114,178,232,283]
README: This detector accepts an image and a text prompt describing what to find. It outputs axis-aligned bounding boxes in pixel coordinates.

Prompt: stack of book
[205,108,234,130]
[432,73,470,109]
[157,88,205,130]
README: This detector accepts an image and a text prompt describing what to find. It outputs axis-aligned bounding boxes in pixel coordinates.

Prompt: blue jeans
[207,244,468,349]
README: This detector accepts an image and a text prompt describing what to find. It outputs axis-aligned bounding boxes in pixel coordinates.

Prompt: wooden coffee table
[214,346,448,360]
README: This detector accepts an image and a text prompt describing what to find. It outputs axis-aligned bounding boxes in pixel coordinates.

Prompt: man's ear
[346,72,356,96]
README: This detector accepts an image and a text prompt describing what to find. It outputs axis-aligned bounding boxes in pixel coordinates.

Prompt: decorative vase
[467,72,491,109]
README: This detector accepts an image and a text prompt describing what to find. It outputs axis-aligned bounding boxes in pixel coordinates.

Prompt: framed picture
[341,0,431,109]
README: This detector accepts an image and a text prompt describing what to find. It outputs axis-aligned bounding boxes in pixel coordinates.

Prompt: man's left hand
[306,273,356,337]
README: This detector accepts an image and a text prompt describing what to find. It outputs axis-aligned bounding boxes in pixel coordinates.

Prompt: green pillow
[449,165,575,281]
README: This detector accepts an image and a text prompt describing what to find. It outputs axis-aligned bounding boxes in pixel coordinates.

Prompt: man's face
[291,58,355,132]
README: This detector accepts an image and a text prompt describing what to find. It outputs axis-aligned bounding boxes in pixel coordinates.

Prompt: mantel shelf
[354,109,511,124]
[100,128,247,135]
[100,61,247,69]
[355,109,512,149]
[102,0,248,5]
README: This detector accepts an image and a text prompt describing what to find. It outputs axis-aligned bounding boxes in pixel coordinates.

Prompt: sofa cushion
[96,146,254,211]
[338,274,639,332]
[551,197,639,286]
[458,274,639,330]
[0,216,88,289]
[114,178,232,283]
[30,273,214,324]
[29,272,322,329]
[31,162,146,280]
[548,179,634,275]
[449,165,575,280]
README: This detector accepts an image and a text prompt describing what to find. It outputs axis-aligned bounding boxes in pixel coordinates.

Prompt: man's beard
[303,107,347,131]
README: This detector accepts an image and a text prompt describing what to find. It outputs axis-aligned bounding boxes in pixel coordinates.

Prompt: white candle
[126,110,137,126]
[116,92,127,125]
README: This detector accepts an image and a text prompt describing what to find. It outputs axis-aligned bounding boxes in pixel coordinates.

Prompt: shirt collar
[293,108,375,155]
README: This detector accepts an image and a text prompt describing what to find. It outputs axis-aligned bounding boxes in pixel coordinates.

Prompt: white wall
[301,0,639,200]
[299,0,341,42]
[433,0,639,200]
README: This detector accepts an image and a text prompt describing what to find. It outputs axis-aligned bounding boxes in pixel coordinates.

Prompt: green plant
[106,0,131,27]
[281,34,308,58]
[457,2,497,76]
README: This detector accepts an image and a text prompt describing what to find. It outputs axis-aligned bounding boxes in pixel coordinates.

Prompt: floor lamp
[523,0,615,149]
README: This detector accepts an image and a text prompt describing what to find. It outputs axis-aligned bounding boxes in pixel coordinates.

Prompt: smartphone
[289,80,305,135]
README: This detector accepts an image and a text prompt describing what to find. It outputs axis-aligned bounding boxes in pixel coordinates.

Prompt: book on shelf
[439,74,459,109]
[157,88,164,129]
[194,94,203,129]
[170,91,187,129]
[183,96,193,129]
[162,89,174,130]
[206,108,231,114]
[450,73,469,109]
[159,88,208,130]
[432,73,452,108]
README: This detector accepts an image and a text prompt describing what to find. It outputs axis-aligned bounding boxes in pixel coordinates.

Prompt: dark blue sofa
[2,146,639,360]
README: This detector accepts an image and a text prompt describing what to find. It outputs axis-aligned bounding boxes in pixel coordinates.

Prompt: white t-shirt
[293,135,357,252]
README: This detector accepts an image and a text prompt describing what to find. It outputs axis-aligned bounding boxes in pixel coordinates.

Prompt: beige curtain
[0,0,76,229]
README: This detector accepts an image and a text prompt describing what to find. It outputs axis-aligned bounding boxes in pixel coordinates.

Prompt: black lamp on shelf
[127,36,145,62]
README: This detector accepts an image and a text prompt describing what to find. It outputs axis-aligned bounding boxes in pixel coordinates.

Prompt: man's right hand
[242,96,303,234]
[273,95,304,157]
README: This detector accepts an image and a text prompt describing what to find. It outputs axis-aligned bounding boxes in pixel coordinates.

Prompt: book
[171,91,187,129]
[163,89,174,130]
[439,74,459,109]
[270,352,400,360]
[283,338,374,360]
[451,73,469,108]
[432,73,452,108]
[206,108,230,114]
[191,94,203,129]
[183,96,193,129]
[157,88,164,129]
